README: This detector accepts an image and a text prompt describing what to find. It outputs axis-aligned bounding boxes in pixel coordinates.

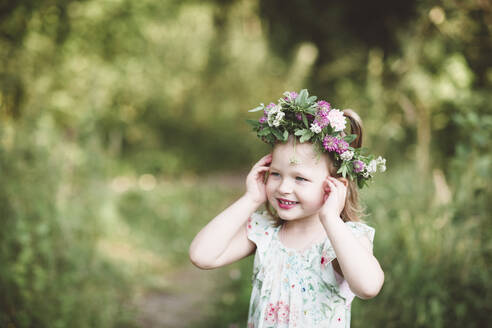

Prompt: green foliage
[0,122,136,328]
[351,164,491,328]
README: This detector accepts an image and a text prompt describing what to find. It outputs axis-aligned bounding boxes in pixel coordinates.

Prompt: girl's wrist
[320,213,342,223]
[242,192,264,208]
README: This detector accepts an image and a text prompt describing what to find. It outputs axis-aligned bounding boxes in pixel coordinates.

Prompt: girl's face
[266,140,331,222]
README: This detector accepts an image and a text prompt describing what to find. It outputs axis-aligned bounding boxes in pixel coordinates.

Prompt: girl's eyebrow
[270,166,309,177]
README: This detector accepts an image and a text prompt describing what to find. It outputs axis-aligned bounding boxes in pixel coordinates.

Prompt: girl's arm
[189,194,258,269]
[321,217,384,299]
[189,153,272,270]
[320,177,384,299]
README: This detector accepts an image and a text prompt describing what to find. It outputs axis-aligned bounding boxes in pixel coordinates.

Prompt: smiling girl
[189,90,386,327]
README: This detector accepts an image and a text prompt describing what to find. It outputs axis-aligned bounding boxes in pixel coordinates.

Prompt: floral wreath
[246,89,386,189]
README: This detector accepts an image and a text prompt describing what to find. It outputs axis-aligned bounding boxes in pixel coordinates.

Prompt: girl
[189,90,386,327]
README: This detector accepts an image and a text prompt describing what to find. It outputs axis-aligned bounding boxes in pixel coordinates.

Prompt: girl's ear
[338,177,349,187]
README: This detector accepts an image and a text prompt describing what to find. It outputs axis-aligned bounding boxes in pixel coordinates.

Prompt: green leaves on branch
[343,134,357,144]
[294,129,314,143]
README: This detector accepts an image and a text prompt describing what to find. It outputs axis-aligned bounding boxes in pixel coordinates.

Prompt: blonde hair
[266,109,366,227]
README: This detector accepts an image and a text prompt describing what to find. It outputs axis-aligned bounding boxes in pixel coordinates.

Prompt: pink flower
[259,116,267,123]
[323,136,349,154]
[353,160,365,173]
[337,139,349,154]
[264,302,278,325]
[277,301,290,324]
[314,107,330,129]
[285,92,298,100]
[327,109,347,132]
[323,136,338,152]
[317,100,331,111]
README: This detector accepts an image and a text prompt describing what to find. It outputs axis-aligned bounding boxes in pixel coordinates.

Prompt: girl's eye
[270,172,280,177]
[296,177,307,181]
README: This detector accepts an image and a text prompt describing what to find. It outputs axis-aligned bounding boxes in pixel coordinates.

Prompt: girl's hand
[319,176,348,220]
[244,153,272,206]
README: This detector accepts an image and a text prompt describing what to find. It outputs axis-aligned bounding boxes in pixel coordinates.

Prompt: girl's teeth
[280,200,297,205]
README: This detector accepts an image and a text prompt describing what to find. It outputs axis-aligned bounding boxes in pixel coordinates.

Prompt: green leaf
[305,107,317,115]
[296,89,308,106]
[258,127,271,136]
[343,134,357,143]
[245,119,260,128]
[294,129,308,136]
[283,130,289,141]
[271,128,283,140]
[307,95,317,103]
[337,164,348,178]
[302,113,309,129]
[248,104,265,112]
[299,130,314,143]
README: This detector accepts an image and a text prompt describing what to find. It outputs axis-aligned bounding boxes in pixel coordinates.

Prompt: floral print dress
[246,211,375,328]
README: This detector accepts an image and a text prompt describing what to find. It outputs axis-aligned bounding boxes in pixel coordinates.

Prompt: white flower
[310,122,322,134]
[327,109,347,132]
[376,156,387,172]
[272,111,285,127]
[267,105,284,126]
[363,171,370,178]
[367,160,378,174]
[340,150,354,161]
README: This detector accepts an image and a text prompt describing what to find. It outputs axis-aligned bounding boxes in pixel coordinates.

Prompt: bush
[0,122,136,328]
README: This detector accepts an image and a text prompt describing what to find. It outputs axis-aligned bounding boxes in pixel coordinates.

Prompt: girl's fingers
[254,153,272,167]
[325,178,335,190]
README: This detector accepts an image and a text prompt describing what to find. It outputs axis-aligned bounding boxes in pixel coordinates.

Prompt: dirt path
[134,172,246,328]
[135,262,225,328]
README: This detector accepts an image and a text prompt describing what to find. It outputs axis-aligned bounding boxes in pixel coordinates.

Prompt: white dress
[246,211,375,328]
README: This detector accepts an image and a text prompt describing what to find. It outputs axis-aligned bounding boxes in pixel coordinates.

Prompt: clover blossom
[267,104,284,127]
[376,156,387,172]
[323,136,338,152]
[317,100,331,111]
[327,109,347,132]
[337,140,349,154]
[314,108,330,129]
[353,160,365,173]
[366,160,378,175]
[283,91,298,102]
[340,150,354,161]
[310,122,322,134]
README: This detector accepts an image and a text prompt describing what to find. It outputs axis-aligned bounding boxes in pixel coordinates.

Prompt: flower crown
[246,89,386,189]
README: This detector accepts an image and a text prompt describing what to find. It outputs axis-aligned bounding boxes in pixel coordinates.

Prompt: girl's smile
[277,198,300,209]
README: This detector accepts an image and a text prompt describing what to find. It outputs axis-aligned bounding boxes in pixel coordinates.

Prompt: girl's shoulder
[246,210,276,246]
[344,220,376,243]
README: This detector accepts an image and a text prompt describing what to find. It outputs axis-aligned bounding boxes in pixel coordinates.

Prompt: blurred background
[0,0,490,327]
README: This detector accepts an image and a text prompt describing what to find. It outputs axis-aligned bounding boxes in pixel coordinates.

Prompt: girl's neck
[282,214,324,234]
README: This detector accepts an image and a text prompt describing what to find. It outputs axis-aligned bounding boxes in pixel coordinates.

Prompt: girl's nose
[278,178,293,194]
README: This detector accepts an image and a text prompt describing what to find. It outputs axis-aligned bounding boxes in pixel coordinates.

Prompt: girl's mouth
[277,198,299,209]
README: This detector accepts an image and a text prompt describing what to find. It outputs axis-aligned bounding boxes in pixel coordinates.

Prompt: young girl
[189,90,386,327]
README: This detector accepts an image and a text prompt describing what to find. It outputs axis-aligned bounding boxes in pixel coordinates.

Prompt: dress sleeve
[344,221,375,246]
[246,211,275,251]
[322,221,376,303]
[321,220,376,262]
